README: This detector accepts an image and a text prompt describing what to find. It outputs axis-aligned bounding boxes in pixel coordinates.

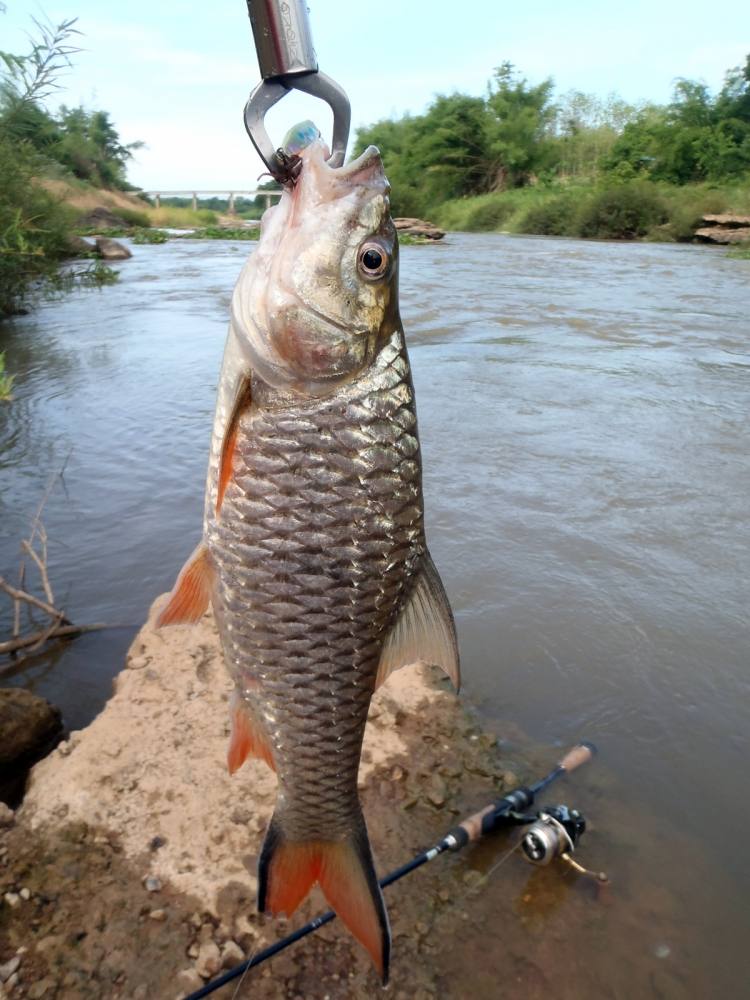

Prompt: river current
[1,233,749,996]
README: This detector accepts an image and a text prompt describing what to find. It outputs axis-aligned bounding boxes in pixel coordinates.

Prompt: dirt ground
[0,600,533,1000]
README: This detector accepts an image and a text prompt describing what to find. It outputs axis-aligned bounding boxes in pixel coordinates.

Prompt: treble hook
[243,0,351,185]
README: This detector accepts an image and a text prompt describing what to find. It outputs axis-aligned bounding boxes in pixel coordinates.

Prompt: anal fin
[156,542,214,627]
[228,693,276,773]
[376,550,460,691]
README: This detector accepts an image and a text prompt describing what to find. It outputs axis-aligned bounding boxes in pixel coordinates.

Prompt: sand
[0,599,523,1000]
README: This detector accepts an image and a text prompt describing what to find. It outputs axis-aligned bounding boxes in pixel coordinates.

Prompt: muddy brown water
[1,234,749,996]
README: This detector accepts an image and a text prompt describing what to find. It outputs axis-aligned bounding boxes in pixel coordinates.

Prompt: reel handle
[558,741,596,774]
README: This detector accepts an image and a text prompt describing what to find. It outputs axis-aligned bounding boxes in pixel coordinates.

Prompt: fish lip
[338,145,382,178]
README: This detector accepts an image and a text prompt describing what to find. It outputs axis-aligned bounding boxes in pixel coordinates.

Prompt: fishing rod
[184,741,600,1000]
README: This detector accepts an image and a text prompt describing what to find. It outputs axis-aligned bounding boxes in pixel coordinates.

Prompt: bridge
[142,189,283,212]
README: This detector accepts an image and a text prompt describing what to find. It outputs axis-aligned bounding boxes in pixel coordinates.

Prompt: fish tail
[258,813,391,982]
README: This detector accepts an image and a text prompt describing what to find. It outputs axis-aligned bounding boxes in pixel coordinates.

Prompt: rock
[95,237,132,260]
[176,968,204,994]
[27,979,54,999]
[0,803,14,827]
[702,213,750,227]
[695,226,750,244]
[0,956,20,982]
[220,940,244,969]
[394,217,445,240]
[3,891,20,908]
[0,688,64,805]
[77,206,129,230]
[149,908,167,922]
[143,875,162,892]
[695,214,750,244]
[195,939,221,979]
[66,235,95,256]
[19,887,31,900]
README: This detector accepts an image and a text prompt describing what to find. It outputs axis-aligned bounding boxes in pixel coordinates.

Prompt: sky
[2,0,749,190]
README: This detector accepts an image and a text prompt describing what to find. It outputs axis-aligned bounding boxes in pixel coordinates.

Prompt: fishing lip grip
[244,0,351,184]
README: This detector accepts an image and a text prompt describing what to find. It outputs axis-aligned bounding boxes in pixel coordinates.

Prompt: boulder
[66,235,96,257]
[95,237,132,260]
[77,206,130,231]
[695,214,750,244]
[695,226,750,244]
[0,688,63,805]
[394,217,445,240]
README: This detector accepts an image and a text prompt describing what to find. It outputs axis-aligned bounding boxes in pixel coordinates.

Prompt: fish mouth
[301,141,386,189]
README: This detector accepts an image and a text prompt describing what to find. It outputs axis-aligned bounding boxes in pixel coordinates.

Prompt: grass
[0,352,14,402]
[433,177,750,242]
[176,226,260,240]
[144,206,218,228]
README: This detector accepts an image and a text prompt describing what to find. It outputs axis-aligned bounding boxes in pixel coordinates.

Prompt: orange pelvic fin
[156,542,214,627]
[227,694,275,774]
[258,819,390,982]
[216,374,252,514]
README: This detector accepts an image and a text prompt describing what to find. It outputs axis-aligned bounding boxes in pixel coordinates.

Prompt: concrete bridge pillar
[228,193,235,215]
[154,193,160,209]
[192,193,198,212]
[263,193,272,211]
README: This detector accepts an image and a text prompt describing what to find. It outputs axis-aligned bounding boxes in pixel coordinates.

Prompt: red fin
[216,376,252,514]
[227,696,276,774]
[156,543,213,627]
[258,822,390,981]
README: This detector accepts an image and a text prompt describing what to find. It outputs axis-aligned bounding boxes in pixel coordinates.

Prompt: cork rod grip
[558,741,596,774]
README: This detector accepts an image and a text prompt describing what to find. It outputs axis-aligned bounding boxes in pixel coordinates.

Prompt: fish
[157,136,460,981]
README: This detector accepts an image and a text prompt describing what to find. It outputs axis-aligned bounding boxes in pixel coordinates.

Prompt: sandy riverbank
[0,599,527,1000]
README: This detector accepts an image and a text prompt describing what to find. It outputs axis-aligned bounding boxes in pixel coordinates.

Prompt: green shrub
[177,226,260,241]
[132,227,168,244]
[462,197,515,231]
[578,181,668,239]
[0,137,74,315]
[519,193,581,236]
[117,206,151,228]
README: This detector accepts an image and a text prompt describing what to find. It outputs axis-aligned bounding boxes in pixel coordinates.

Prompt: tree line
[353,58,750,219]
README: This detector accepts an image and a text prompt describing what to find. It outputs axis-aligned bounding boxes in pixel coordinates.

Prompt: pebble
[175,968,203,994]
[144,876,162,892]
[220,940,244,969]
[0,957,20,983]
[19,888,31,901]
[654,943,671,959]
[128,655,149,670]
[149,908,167,922]
[195,940,221,979]
[28,979,55,999]
[3,893,20,909]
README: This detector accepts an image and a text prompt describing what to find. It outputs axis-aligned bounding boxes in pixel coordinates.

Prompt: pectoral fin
[155,542,214,627]
[216,374,252,514]
[376,551,460,691]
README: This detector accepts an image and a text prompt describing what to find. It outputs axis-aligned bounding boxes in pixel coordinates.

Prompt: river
[1,233,749,996]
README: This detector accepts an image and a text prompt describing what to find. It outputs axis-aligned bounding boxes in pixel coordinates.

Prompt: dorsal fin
[376,551,460,691]
[216,374,252,514]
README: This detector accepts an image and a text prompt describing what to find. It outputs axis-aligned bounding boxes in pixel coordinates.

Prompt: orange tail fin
[258,817,390,982]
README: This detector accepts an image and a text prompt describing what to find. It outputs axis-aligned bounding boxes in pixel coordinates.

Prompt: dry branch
[1,453,112,662]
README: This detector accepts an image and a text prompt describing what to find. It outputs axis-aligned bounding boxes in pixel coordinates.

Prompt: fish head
[232,141,399,396]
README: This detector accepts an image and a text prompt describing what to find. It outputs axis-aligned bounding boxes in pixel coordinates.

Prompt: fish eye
[358,241,389,280]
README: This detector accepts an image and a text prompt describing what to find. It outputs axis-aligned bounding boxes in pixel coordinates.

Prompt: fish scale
[208,329,424,842]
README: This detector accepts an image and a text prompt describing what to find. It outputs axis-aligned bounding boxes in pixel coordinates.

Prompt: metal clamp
[244,1,351,184]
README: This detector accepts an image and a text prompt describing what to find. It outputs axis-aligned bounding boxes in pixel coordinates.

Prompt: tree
[485,62,556,187]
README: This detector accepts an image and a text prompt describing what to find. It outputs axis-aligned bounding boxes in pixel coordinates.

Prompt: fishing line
[183,741,598,1000]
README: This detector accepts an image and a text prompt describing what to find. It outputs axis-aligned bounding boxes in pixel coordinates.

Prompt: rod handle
[558,741,596,774]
